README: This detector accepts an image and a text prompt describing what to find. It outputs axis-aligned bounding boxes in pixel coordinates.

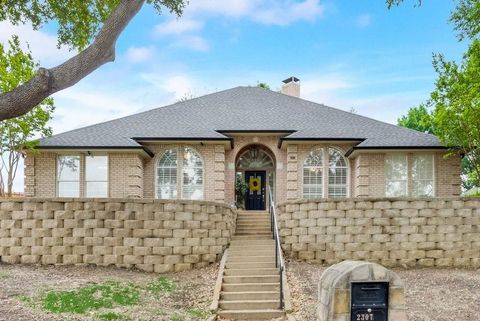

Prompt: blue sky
[0,0,467,191]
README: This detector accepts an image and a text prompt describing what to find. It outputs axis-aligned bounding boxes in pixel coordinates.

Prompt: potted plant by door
[235,176,249,209]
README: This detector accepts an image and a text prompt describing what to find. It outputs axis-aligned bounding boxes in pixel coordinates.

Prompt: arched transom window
[303,147,348,198]
[156,147,204,200]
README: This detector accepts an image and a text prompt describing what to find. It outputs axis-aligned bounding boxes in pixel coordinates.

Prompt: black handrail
[268,185,284,310]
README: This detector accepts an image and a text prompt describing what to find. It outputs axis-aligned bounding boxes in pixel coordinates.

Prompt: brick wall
[278,198,480,268]
[0,198,237,273]
[110,153,144,198]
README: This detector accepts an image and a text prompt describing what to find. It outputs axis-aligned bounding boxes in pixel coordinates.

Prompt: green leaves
[397,105,435,134]
[0,35,55,196]
[0,0,187,50]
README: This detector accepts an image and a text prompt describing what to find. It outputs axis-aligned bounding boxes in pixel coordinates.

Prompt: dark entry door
[245,171,266,211]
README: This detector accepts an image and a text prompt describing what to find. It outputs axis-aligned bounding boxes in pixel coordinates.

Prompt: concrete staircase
[217,210,285,320]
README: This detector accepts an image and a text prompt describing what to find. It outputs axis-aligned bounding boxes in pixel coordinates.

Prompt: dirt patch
[0,263,218,321]
[286,260,480,321]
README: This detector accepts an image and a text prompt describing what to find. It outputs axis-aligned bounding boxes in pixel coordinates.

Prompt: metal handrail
[268,185,285,310]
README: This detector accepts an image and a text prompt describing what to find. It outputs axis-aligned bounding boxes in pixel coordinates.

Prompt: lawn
[0,263,217,321]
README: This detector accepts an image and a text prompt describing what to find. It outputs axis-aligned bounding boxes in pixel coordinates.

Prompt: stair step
[224,268,279,276]
[229,245,275,250]
[217,309,284,320]
[222,283,280,292]
[228,256,275,263]
[223,275,280,284]
[232,235,272,240]
[228,248,275,257]
[219,300,280,310]
[221,291,280,301]
[226,262,276,269]
[230,240,274,245]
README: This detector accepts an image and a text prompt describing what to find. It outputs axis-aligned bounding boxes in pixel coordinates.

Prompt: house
[26,77,461,210]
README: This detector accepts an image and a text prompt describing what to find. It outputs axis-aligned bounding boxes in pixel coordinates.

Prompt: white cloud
[140,73,196,101]
[172,35,209,52]
[187,0,325,25]
[355,14,372,28]
[125,46,154,63]
[0,21,74,67]
[154,18,204,36]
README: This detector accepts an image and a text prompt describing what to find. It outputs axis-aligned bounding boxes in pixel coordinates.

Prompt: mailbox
[351,282,389,321]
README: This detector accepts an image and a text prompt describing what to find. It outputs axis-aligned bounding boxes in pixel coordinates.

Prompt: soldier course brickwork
[278,198,480,268]
[0,198,237,273]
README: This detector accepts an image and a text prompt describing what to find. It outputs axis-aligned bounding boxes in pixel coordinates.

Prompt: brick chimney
[281,76,300,97]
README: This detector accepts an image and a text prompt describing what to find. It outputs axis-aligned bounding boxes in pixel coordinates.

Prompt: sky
[0,0,468,192]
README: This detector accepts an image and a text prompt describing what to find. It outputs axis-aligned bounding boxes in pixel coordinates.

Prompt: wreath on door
[249,177,261,192]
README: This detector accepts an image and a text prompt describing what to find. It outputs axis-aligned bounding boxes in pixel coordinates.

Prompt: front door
[245,171,266,210]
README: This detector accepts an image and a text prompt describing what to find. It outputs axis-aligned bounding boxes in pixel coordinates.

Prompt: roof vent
[281,76,300,97]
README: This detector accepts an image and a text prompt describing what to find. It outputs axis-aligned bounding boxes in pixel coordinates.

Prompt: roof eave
[35,145,155,158]
[345,145,449,158]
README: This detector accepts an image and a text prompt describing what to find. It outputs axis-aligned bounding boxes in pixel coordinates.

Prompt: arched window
[156,147,204,200]
[328,148,348,198]
[303,147,324,198]
[157,149,178,199]
[182,147,204,200]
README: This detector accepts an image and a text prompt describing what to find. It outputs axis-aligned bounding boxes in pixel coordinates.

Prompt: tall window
[328,148,348,197]
[57,155,80,197]
[412,155,434,197]
[156,147,204,200]
[182,147,204,200]
[157,149,178,199]
[385,154,408,197]
[303,147,324,198]
[85,156,108,197]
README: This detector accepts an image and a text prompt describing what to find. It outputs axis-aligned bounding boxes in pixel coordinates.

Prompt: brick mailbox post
[317,260,407,321]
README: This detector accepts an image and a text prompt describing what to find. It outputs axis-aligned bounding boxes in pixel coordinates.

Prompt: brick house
[26,77,461,209]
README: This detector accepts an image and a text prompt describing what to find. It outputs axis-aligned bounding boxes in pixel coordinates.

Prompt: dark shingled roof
[38,86,443,150]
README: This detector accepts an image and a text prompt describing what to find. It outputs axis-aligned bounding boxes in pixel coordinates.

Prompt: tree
[397,105,434,134]
[256,82,271,90]
[0,0,187,121]
[387,0,480,40]
[427,40,480,188]
[0,36,55,197]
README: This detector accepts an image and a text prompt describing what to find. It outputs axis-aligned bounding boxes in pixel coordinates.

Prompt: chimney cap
[282,76,300,84]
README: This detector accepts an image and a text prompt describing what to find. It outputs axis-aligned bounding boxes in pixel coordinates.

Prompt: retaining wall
[277,198,480,268]
[0,198,237,273]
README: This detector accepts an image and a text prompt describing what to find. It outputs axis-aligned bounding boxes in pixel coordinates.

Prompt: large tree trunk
[0,0,146,121]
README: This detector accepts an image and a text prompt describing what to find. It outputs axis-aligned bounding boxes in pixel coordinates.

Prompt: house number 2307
[356,313,374,321]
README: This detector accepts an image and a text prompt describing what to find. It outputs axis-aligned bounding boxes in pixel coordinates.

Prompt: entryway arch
[235,144,276,210]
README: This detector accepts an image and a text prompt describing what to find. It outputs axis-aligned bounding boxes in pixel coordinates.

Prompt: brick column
[24,153,35,197]
[354,154,369,197]
[286,145,298,199]
[214,145,225,202]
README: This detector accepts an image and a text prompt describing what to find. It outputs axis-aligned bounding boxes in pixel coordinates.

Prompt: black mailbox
[351,282,388,321]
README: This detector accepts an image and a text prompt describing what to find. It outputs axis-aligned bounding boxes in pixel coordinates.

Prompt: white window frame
[155,146,205,200]
[302,147,324,199]
[385,154,409,197]
[181,147,204,200]
[156,148,179,200]
[327,147,349,198]
[56,155,81,197]
[411,154,435,197]
[85,155,109,197]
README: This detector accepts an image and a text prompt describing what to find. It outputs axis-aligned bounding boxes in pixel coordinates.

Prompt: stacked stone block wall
[278,198,480,268]
[0,198,237,273]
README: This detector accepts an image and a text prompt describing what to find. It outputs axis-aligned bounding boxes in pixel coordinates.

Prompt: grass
[41,281,140,314]
[14,275,211,320]
[97,312,130,321]
[0,271,11,279]
[170,314,185,321]
[146,276,176,295]
[187,308,211,318]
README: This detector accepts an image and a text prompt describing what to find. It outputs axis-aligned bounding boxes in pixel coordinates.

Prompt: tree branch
[0,0,146,121]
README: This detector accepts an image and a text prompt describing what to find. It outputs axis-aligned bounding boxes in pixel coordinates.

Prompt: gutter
[35,145,155,158]
[345,145,449,157]
[278,137,364,149]
[132,137,235,149]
